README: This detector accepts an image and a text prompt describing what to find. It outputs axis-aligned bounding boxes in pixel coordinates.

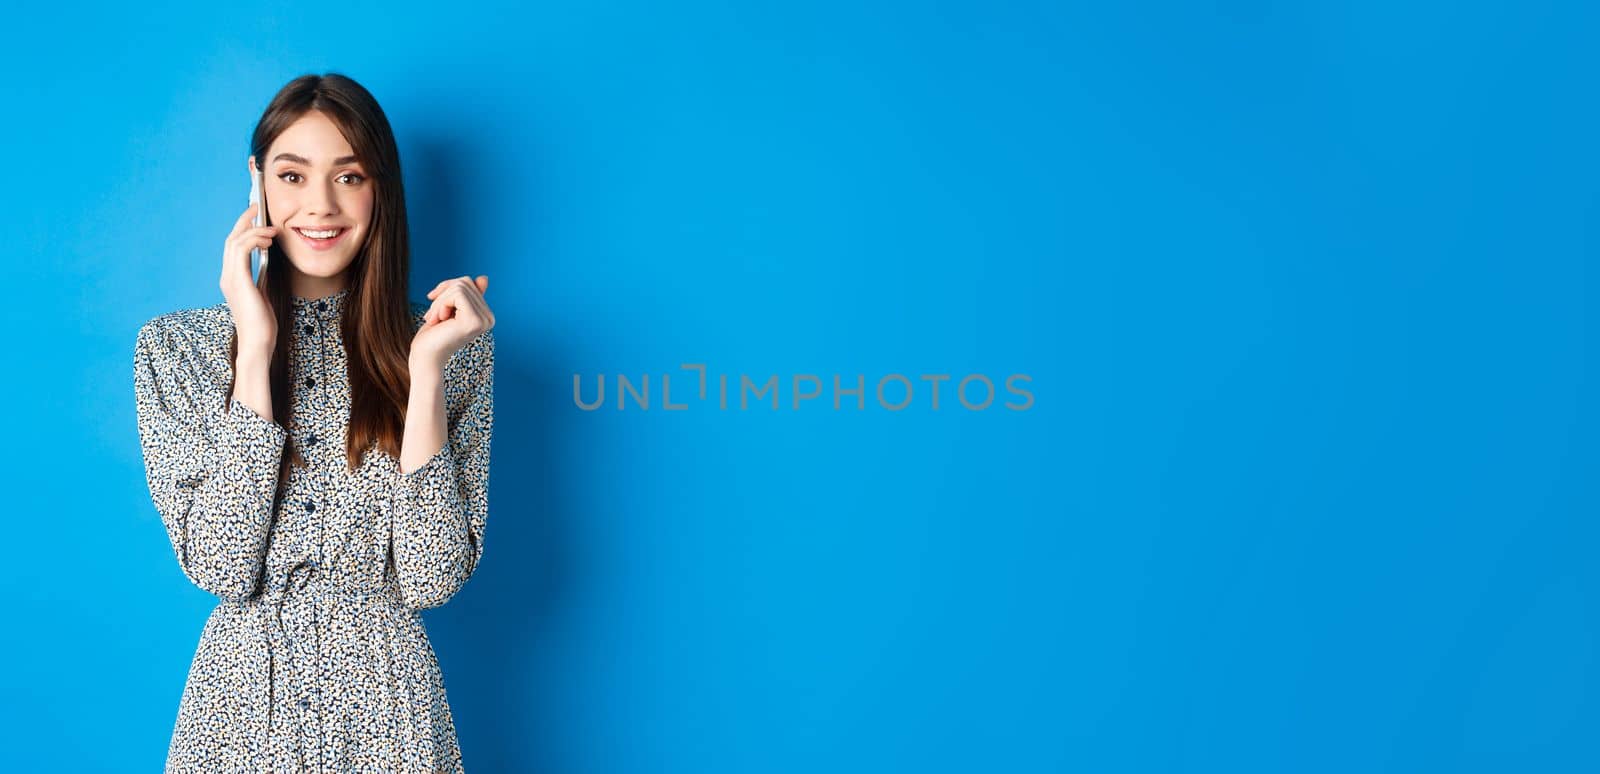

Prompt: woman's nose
[304,179,341,216]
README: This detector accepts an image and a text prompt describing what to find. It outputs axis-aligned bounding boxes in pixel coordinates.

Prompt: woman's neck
[289,271,350,301]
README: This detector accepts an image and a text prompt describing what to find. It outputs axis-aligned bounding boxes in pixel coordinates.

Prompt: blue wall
[3,1,1594,771]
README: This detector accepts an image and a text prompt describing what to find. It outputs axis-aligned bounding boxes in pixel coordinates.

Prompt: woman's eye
[275,171,364,185]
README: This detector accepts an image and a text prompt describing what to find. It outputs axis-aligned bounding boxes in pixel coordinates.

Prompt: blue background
[3,1,1594,771]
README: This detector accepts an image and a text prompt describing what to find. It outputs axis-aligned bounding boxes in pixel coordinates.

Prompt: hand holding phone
[223,158,280,352]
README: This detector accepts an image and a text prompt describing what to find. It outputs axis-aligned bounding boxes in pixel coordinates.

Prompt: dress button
[305,500,316,513]
[305,377,316,388]
[302,324,314,335]
[299,698,310,709]
[307,433,318,445]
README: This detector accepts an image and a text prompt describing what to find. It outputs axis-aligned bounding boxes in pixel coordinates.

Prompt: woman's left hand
[412,274,495,372]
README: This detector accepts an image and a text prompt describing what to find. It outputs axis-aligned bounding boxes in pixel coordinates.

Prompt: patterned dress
[133,287,494,772]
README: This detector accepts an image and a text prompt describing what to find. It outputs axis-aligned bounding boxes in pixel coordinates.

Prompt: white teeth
[297,228,342,239]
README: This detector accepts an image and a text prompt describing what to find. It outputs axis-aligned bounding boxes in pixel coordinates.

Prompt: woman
[132,73,496,772]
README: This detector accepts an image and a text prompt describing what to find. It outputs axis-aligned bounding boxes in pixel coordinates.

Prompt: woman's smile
[292,226,350,251]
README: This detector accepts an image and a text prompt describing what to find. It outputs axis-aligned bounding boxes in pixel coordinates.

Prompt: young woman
[133,73,496,772]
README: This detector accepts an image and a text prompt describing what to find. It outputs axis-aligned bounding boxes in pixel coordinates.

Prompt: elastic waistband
[242,563,403,608]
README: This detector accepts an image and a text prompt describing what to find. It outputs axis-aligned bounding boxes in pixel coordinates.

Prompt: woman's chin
[281,253,356,279]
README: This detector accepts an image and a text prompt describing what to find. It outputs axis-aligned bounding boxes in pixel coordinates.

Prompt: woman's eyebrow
[272,152,361,166]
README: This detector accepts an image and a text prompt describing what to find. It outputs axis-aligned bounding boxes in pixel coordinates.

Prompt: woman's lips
[294,227,349,251]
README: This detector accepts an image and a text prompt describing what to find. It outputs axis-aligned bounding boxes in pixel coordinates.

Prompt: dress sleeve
[133,318,287,602]
[390,329,495,610]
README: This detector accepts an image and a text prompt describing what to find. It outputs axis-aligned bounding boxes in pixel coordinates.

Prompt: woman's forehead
[268,113,359,165]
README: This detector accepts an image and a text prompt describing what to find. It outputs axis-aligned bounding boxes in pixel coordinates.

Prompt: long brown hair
[225,73,415,483]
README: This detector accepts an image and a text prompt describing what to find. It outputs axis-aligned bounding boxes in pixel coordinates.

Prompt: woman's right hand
[221,200,280,353]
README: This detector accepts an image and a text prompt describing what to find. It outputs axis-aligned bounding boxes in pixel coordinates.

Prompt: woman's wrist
[236,339,275,364]
[232,351,275,422]
[408,357,445,387]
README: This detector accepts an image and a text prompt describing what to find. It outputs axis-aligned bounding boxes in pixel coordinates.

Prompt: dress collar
[290,287,351,319]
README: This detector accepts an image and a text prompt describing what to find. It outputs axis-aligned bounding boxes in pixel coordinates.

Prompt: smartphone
[248,164,268,279]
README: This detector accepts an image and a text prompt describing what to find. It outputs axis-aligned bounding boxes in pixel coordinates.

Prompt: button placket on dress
[310,296,336,773]
[272,290,347,770]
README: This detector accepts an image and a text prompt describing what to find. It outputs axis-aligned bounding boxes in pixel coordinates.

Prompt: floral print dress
[133,287,494,772]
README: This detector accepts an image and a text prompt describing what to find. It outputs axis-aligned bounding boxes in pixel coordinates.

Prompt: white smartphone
[248,164,268,279]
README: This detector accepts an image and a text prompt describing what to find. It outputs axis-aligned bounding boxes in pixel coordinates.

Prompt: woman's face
[250,110,375,290]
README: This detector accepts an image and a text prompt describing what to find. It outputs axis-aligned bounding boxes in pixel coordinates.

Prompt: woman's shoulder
[135,302,233,356]
[133,302,236,388]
